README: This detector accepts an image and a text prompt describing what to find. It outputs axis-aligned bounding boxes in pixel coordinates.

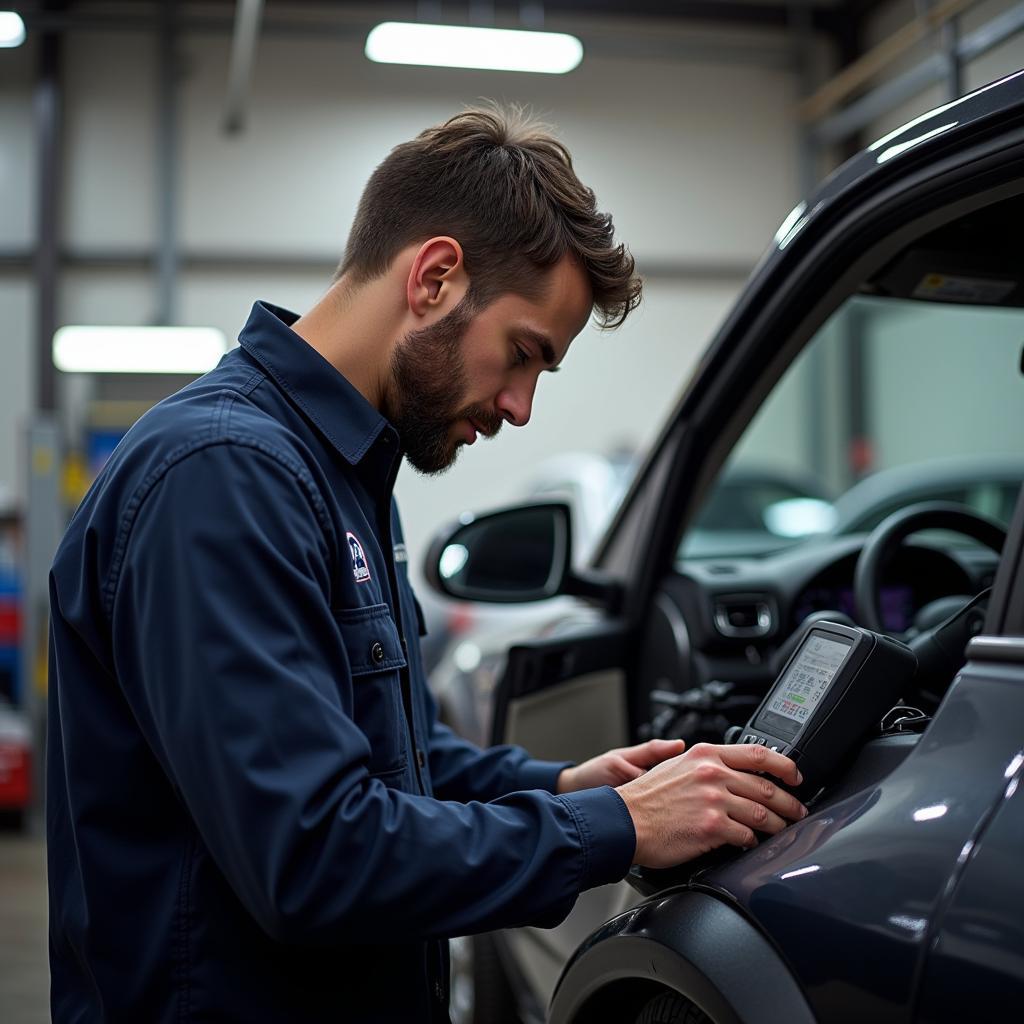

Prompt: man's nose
[497,379,537,428]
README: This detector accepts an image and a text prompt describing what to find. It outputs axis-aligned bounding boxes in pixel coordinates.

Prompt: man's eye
[512,345,529,368]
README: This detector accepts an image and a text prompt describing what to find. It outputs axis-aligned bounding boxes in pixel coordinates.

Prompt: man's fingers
[725,794,789,836]
[722,819,758,850]
[620,738,686,768]
[725,771,807,823]
[612,756,646,782]
[717,742,802,787]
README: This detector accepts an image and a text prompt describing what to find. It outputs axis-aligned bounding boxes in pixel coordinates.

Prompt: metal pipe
[943,15,963,101]
[223,0,264,135]
[0,247,753,283]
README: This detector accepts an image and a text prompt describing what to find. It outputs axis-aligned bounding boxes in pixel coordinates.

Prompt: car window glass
[679,295,1024,561]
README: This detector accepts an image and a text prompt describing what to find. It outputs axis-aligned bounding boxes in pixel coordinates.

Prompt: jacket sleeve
[423,683,575,802]
[110,443,636,947]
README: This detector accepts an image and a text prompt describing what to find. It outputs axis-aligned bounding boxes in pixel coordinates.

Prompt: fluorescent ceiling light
[53,326,229,374]
[365,22,583,74]
[0,11,26,47]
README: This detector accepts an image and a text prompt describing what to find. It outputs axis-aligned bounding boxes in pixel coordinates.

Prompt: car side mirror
[424,502,622,607]
[425,502,573,603]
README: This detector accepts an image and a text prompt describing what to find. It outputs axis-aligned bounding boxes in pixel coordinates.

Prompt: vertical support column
[843,301,872,484]
[804,3,872,492]
[790,3,818,200]
[34,23,60,415]
[156,0,179,326]
[24,14,65,828]
[789,3,829,485]
[942,16,963,101]
[23,422,62,828]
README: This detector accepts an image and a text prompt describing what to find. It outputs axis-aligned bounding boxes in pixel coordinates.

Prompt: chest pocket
[333,603,408,777]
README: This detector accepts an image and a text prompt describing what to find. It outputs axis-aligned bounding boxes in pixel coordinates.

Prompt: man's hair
[338,105,641,328]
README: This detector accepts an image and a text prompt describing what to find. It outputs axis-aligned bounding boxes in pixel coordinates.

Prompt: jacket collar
[238,300,399,467]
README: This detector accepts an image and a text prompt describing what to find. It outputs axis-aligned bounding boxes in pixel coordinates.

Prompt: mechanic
[47,107,806,1023]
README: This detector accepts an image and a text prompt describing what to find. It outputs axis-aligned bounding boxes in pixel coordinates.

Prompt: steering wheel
[854,502,1005,704]
[853,501,1006,634]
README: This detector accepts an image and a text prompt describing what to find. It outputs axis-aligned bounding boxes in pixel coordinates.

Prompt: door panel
[503,668,627,764]
[492,627,642,1015]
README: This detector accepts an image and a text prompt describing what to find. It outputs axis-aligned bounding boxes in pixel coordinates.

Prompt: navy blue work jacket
[47,301,636,1023]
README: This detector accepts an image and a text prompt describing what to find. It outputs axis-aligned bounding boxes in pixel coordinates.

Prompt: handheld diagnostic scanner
[735,620,917,797]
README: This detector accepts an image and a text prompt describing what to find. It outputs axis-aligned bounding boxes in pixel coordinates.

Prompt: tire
[635,991,714,1024]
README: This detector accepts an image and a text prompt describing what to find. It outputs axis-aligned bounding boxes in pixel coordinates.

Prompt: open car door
[489,622,638,1013]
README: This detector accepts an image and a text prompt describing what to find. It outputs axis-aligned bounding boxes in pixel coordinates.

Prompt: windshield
[679,294,1024,560]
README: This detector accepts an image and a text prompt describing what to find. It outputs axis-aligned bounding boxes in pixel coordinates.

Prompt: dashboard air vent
[713,595,776,638]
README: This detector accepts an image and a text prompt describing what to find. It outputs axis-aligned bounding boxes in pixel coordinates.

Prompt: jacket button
[370,641,385,664]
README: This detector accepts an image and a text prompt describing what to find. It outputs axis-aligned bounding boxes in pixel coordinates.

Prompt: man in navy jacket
[47,107,804,1022]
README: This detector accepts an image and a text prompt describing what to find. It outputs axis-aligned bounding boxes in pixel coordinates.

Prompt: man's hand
[556,739,686,794]
[616,742,807,868]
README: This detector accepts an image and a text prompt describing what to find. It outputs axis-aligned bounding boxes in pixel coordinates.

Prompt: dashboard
[789,546,974,635]
[794,582,913,633]
[646,535,997,704]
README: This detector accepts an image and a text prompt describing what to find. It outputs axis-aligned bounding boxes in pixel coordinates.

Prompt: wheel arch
[548,891,817,1024]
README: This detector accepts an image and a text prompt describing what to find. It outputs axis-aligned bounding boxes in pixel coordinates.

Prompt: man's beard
[387,295,504,475]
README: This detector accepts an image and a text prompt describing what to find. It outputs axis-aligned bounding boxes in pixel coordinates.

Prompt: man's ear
[406,237,468,317]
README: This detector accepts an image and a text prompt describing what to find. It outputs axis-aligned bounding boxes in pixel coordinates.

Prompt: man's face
[388,256,593,475]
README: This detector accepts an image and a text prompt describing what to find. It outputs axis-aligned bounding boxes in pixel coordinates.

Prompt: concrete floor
[0,830,49,1024]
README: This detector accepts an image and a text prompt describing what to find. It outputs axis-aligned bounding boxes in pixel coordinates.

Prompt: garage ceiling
[15,0,886,39]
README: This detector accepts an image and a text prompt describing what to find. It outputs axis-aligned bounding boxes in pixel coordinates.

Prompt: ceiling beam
[23,0,842,35]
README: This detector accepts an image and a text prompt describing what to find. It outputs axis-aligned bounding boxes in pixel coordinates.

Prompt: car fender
[547,889,816,1024]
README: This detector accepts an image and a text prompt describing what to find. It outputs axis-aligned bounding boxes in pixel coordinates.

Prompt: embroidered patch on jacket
[346,531,371,583]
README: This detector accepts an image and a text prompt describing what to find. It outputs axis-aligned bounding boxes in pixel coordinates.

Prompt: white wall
[0,9,808,570]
